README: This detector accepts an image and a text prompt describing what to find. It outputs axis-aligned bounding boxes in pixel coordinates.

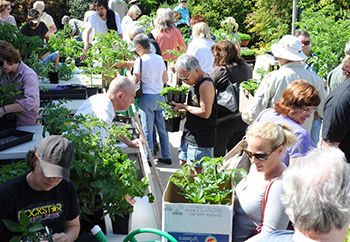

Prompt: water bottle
[91,225,108,242]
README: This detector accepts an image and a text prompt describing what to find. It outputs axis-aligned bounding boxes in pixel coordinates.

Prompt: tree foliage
[68,0,93,21]
[188,0,253,32]
[296,4,350,78]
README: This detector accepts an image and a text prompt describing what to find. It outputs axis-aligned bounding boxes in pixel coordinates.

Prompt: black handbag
[135,58,143,98]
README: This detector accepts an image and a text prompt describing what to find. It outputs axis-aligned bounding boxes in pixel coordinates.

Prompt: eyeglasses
[181,1,187,3]
[0,60,4,67]
[298,107,317,115]
[243,145,280,161]
[178,71,193,81]
[301,40,310,46]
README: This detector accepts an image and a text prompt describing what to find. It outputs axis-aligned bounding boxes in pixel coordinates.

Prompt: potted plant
[84,30,135,88]
[173,86,189,103]
[161,86,189,104]
[239,67,266,112]
[237,32,252,47]
[3,212,52,242]
[62,114,153,237]
[0,76,23,131]
[158,102,185,132]
[163,157,246,241]
[240,48,256,61]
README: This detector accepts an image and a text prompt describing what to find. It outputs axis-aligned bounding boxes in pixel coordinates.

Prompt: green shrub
[296,4,350,78]
[69,0,93,21]
[240,48,255,57]
[188,0,253,32]
[237,32,251,41]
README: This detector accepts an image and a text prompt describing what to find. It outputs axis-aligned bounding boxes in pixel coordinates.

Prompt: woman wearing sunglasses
[256,80,320,166]
[0,1,16,26]
[233,121,296,242]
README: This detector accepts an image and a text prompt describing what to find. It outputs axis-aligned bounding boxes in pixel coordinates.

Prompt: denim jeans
[138,94,171,159]
[178,139,213,167]
[310,117,322,145]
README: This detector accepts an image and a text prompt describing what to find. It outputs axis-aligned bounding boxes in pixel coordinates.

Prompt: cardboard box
[162,179,234,242]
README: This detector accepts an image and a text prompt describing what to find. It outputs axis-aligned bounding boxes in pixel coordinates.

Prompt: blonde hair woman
[186,22,215,73]
[121,5,141,42]
[0,0,16,26]
[233,121,297,242]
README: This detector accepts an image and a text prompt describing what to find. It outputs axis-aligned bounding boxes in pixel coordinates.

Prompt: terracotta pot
[240,40,250,47]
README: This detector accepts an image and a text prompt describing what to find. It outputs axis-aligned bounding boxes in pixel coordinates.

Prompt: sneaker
[157,158,172,165]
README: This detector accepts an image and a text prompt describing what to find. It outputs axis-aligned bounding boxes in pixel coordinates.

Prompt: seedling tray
[0,128,34,151]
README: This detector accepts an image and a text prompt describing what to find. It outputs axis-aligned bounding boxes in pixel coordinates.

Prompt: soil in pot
[165,117,181,132]
[48,72,59,84]
[163,93,174,103]
[111,212,132,235]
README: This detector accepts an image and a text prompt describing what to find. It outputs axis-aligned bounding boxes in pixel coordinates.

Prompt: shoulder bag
[216,66,241,123]
[135,58,143,98]
[218,137,251,173]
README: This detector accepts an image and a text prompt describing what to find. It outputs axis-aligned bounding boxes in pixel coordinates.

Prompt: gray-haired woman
[151,8,186,65]
[132,34,172,164]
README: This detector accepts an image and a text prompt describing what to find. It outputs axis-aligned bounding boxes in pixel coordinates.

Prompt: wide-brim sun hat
[271,35,307,61]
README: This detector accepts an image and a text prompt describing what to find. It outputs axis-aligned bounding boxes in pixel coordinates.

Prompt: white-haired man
[262,147,350,242]
[242,35,326,134]
[74,76,139,147]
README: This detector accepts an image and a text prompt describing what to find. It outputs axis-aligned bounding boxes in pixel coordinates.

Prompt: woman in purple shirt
[0,41,40,126]
[257,80,320,166]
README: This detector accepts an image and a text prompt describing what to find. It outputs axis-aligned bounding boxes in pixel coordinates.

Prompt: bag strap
[224,65,232,84]
[261,177,282,225]
[139,58,142,86]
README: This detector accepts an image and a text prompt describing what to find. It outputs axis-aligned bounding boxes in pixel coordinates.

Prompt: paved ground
[103,121,184,241]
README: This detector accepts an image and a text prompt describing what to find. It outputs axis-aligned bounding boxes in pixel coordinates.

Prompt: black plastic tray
[40,85,87,100]
[0,129,34,151]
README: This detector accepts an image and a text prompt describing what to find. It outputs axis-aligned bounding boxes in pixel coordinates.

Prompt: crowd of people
[1,0,350,241]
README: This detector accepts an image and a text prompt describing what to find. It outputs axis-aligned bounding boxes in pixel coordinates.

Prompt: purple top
[2,61,40,126]
[257,109,316,166]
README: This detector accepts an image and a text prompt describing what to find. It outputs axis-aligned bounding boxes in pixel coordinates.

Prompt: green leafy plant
[168,157,246,204]
[0,76,23,107]
[237,32,251,41]
[162,45,186,64]
[83,30,135,87]
[240,48,255,57]
[0,162,29,186]
[136,14,155,35]
[158,101,185,120]
[37,100,72,136]
[161,86,189,95]
[62,114,152,221]
[296,4,350,78]
[3,212,46,242]
[239,67,266,96]
[57,62,75,81]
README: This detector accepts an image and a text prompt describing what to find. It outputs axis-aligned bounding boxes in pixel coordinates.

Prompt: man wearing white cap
[0,135,80,242]
[242,35,326,133]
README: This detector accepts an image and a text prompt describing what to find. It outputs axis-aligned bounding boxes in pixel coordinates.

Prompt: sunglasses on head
[302,40,310,45]
[243,145,280,161]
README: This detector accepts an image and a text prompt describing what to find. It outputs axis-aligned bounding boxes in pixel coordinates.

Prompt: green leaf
[19,212,30,227]
[9,236,21,242]
[28,221,44,232]
[3,219,24,233]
